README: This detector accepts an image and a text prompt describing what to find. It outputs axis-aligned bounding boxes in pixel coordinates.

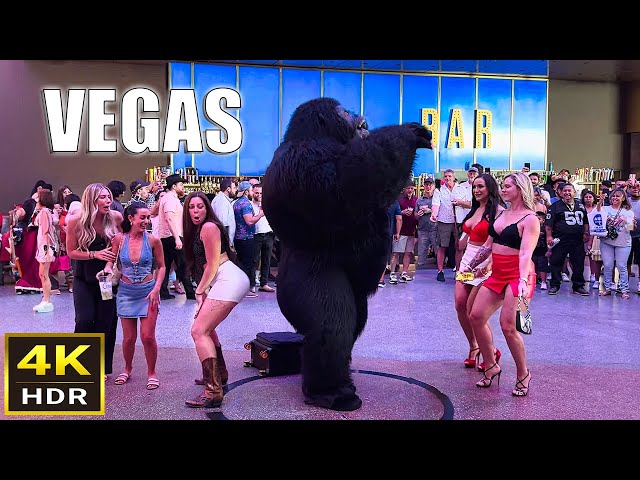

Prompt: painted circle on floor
[207,369,454,420]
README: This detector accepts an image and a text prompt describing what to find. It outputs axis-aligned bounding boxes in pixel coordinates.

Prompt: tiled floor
[2,265,640,421]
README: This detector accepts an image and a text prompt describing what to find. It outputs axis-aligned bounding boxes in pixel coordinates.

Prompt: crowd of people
[1,164,638,405]
[0,173,276,407]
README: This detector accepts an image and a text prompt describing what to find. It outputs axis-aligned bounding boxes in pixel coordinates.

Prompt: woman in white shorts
[182,191,249,408]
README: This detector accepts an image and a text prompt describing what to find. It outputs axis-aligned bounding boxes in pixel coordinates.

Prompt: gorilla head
[283,97,368,144]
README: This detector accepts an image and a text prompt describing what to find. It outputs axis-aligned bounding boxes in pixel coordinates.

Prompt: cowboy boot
[194,345,228,385]
[185,358,224,408]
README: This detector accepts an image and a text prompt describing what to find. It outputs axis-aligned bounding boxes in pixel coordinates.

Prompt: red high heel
[477,348,502,372]
[464,347,480,368]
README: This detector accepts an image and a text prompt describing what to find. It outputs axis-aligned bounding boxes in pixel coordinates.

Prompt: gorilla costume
[262,97,433,411]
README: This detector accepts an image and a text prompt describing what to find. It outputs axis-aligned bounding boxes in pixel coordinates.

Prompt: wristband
[89,251,94,260]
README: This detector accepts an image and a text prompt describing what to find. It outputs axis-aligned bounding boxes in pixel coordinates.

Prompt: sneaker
[35,302,54,313]
[548,286,560,295]
[258,285,275,292]
[592,280,600,290]
[389,273,398,285]
[562,273,570,282]
[573,287,590,296]
[436,271,445,282]
[33,301,46,311]
[378,281,385,288]
[400,272,413,282]
[540,281,548,290]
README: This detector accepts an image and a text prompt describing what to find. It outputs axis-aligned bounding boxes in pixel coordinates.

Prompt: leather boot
[194,346,229,385]
[185,358,224,408]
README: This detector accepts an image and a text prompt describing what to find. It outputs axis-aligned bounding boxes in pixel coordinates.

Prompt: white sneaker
[33,301,46,311]
[562,273,570,282]
[540,281,548,290]
[389,273,398,285]
[400,272,413,282]
[35,302,54,313]
[592,280,600,289]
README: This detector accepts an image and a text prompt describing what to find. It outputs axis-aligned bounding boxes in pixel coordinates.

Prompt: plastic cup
[98,274,113,301]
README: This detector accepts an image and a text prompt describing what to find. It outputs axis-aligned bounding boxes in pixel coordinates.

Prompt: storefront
[168,60,549,178]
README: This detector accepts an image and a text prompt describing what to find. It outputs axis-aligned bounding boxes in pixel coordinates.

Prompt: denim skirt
[117,279,156,318]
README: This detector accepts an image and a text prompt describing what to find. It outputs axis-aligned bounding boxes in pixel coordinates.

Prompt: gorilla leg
[276,250,362,411]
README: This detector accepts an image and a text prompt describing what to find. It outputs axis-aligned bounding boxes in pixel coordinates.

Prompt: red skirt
[482,253,535,298]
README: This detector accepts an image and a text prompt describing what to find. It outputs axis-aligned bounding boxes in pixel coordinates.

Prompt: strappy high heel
[512,370,531,397]
[478,348,502,372]
[476,362,501,388]
[464,347,480,368]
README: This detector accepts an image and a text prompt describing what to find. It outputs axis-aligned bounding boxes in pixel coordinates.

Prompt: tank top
[119,232,154,283]
[192,222,230,284]
[489,211,533,250]
[72,236,110,283]
[462,217,489,243]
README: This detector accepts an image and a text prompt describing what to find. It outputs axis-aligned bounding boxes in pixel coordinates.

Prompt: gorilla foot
[303,386,362,412]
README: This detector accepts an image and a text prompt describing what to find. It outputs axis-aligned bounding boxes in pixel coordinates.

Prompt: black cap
[130,179,151,194]
[165,174,186,191]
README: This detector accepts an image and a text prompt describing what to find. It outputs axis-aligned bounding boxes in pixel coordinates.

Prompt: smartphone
[524,162,531,169]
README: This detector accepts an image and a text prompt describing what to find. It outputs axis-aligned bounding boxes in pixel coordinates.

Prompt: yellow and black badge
[4,333,104,416]
[456,271,475,282]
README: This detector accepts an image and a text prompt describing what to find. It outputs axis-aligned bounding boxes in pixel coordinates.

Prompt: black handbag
[516,296,532,335]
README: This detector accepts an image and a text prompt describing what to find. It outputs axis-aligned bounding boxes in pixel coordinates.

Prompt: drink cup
[98,274,113,301]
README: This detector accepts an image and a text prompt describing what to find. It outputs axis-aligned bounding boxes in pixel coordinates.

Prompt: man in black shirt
[545,183,590,295]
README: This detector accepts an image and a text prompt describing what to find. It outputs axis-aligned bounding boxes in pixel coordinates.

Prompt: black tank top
[192,222,230,284]
[72,236,110,283]
[489,211,533,250]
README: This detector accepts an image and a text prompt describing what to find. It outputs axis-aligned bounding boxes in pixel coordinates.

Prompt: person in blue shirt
[378,200,402,288]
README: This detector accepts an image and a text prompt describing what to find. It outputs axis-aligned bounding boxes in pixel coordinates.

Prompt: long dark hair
[182,191,237,277]
[57,185,72,206]
[121,201,148,233]
[462,174,505,225]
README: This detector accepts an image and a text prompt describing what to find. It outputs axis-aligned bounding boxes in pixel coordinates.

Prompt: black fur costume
[262,98,432,411]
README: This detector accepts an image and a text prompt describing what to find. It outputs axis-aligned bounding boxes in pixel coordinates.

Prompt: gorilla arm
[336,123,432,212]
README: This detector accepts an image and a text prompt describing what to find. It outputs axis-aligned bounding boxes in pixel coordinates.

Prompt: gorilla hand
[406,122,433,149]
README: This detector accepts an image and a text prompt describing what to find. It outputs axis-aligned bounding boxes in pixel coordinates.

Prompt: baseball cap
[130,179,151,194]
[424,175,435,183]
[467,166,479,173]
[238,180,252,192]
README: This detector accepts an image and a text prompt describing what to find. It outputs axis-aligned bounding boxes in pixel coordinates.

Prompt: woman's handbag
[606,208,621,240]
[516,296,532,335]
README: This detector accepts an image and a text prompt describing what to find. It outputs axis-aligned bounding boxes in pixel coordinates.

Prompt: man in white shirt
[158,174,195,300]
[430,169,467,282]
[454,166,478,268]
[251,183,276,292]
[211,178,237,249]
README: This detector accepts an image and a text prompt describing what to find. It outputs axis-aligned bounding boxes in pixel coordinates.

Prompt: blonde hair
[75,183,120,251]
[504,172,536,211]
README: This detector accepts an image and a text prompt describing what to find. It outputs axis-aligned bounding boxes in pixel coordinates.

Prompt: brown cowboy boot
[194,345,228,385]
[185,358,224,408]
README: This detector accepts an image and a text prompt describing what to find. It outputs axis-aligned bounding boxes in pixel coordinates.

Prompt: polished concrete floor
[1,263,640,421]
